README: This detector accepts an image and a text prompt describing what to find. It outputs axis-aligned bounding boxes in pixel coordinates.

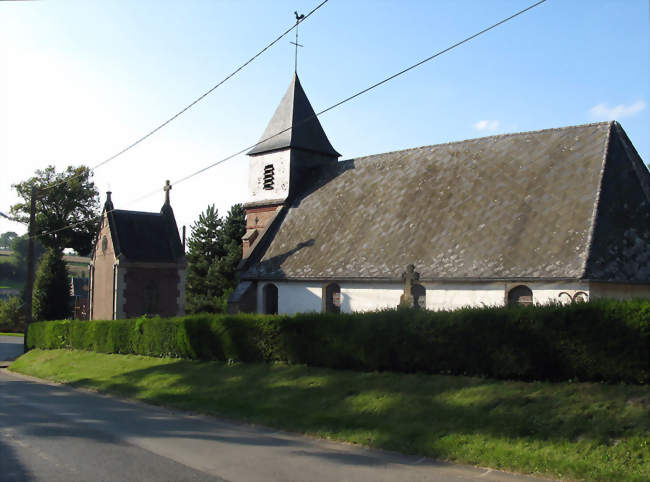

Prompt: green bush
[32,247,70,321]
[0,296,25,333]
[26,299,650,383]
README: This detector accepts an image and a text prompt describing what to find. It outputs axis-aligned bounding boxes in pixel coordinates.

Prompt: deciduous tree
[11,165,100,255]
[0,231,18,250]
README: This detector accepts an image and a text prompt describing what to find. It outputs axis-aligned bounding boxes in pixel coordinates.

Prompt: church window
[263,283,278,314]
[144,280,159,315]
[573,291,588,303]
[101,235,108,254]
[323,283,341,313]
[412,283,426,309]
[263,164,275,190]
[507,285,533,306]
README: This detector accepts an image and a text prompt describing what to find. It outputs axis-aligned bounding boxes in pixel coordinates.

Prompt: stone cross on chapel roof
[164,180,172,205]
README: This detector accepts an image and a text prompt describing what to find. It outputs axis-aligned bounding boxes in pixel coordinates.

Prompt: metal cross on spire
[290,11,305,73]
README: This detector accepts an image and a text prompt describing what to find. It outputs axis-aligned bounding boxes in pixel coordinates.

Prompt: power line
[26,0,548,240]
[134,0,548,201]
[39,0,330,193]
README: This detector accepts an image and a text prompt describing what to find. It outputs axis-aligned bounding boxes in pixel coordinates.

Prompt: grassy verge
[0,332,23,337]
[10,349,650,481]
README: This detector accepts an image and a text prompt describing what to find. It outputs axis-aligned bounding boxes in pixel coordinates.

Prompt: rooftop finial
[164,180,172,205]
[104,191,114,212]
[290,11,305,73]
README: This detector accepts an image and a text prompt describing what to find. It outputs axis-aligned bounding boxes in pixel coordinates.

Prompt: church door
[263,283,278,314]
[324,283,341,313]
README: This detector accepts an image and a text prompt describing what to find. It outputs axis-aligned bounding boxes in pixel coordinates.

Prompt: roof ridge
[345,121,613,164]
[112,209,163,216]
[581,121,613,279]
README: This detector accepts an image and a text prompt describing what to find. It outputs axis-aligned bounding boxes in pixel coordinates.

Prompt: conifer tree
[32,247,70,321]
[185,204,245,313]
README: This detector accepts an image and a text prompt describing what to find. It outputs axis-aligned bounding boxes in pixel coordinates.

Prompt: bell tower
[242,74,340,259]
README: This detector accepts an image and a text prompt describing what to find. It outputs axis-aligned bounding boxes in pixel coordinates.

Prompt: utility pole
[24,185,36,353]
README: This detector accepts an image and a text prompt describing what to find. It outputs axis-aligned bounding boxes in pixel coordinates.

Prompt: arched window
[263,164,275,190]
[412,283,426,309]
[263,283,278,314]
[573,291,588,303]
[323,283,341,313]
[508,285,533,306]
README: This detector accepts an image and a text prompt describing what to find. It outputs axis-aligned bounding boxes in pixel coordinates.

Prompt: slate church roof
[247,74,340,157]
[242,121,650,282]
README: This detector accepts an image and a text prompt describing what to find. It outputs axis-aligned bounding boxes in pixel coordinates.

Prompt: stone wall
[90,215,116,320]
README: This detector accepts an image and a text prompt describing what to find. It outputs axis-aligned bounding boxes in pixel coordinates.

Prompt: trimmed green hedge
[27,299,649,383]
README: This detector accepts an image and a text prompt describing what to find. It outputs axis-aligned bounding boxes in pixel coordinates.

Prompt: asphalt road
[0,353,546,481]
[0,335,24,366]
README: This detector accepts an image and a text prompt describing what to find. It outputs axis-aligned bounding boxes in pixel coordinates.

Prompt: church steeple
[246,74,340,208]
[247,74,340,157]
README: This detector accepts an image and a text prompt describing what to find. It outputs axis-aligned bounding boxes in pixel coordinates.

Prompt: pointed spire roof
[247,74,340,157]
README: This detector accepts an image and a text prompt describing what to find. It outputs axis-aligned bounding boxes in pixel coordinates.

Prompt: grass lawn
[10,349,649,481]
[0,332,23,337]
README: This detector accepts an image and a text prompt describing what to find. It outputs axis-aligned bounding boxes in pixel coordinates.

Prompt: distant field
[0,279,23,291]
[0,252,16,264]
[0,250,88,278]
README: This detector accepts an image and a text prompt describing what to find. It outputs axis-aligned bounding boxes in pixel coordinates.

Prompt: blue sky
[1,0,648,238]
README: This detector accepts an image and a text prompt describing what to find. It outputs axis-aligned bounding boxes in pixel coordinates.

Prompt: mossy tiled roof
[243,121,650,282]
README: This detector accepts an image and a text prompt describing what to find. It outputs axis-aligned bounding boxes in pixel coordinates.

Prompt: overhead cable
[134,0,547,200]
[30,0,547,239]
[39,0,330,192]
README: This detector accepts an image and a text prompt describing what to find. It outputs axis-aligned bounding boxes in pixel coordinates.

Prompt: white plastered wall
[426,282,505,310]
[248,149,290,203]
[257,282,321,314]
[256,280,594,315]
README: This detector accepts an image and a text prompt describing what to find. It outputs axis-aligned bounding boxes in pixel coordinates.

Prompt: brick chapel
[89,184,186,320]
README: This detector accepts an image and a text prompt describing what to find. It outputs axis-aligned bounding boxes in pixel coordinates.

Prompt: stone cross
[399,264,420,307]
[164,180,172,204]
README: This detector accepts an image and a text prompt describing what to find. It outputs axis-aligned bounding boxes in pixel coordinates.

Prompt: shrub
[32,248,70,321]
[0,297,25,333]
[26,298,650,383]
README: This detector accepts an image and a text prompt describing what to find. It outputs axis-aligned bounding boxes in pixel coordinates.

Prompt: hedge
[26,299,649,383]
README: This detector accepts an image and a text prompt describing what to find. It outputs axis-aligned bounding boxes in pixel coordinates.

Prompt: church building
[89,184,187,320]
[229,74,650,314]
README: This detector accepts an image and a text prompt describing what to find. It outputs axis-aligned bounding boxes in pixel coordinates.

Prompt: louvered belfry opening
[263,164,275,190]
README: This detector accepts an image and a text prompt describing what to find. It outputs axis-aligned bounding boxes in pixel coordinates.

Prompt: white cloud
[474,120,500,132]
[589,100,646,120]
